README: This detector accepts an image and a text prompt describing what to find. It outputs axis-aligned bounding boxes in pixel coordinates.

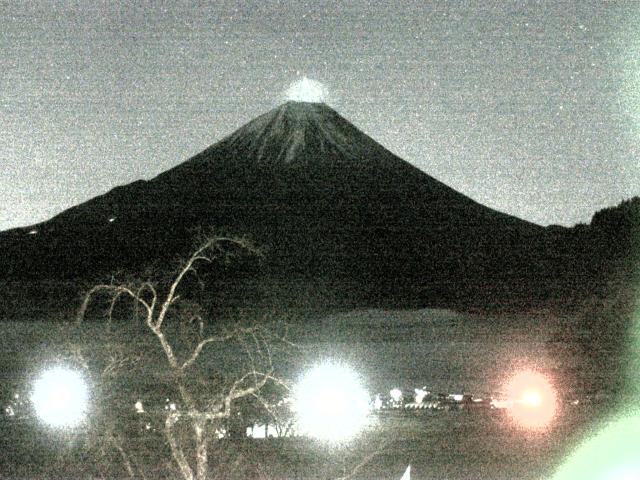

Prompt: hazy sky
[2,0,640,230]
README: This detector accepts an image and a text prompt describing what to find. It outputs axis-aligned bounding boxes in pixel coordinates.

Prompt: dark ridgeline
[0,101,638,316]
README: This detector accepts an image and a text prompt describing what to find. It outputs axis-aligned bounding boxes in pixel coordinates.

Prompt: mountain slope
[1,101,545,309]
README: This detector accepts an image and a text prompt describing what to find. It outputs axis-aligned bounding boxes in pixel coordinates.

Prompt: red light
[505,370,557,430]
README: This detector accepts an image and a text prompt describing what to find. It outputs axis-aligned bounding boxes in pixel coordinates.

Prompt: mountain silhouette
[1,101,551,310]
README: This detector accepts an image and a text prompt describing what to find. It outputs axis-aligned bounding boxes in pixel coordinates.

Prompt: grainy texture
[2,1,639,230]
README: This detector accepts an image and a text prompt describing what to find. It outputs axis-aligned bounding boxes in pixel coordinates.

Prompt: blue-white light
[31,367,89,428]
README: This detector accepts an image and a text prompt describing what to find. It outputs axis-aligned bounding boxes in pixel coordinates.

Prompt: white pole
[399,464,411,480]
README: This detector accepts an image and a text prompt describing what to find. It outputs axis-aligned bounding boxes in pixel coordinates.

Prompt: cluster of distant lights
[380,370,559,432]
[20,363,560,435]
[13,361,638,478]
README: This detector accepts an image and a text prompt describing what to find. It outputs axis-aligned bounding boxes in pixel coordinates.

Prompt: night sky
[2,1,639,231]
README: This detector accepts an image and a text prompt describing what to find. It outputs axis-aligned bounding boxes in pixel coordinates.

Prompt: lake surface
[290,308,621,399]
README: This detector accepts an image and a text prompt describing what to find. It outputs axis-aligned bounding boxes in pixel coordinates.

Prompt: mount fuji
[1,101,550,310]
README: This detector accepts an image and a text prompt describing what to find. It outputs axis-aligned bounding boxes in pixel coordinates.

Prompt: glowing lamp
[390,388,403,402]
[31,366,89,428]
[505,369,557,430]
[293,361,370,442]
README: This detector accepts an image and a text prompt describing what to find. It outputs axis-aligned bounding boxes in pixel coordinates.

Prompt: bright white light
[491,398,511,409]
[31,367,89,428]
[390,388,403,402]
[522,390,543,407]
[414,388,428,404]
[293,362,370,442]
[285,76,327,103]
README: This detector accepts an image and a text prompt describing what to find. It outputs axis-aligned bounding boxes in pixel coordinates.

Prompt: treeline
[0,197,638,319]
[532,196,639,313]
[454,197,640,312]
[555,196,639,292]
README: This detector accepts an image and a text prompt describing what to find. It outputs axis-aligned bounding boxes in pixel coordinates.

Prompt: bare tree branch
[76,234,286,480]
[156,236,252,330]
[181,332,236,371]
[136,281,158,315]
[165,412,195,480]
[107,289,126,326]
[333,442,389,480]
[110,433,137,480]
[77,284,152,325]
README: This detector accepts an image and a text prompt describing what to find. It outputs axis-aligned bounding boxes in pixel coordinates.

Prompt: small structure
[246,422,292,438]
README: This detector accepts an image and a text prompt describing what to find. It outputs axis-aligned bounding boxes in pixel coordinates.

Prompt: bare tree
[77,235,291,480]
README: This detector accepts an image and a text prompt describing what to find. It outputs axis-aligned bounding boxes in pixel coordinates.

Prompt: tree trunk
[166,413,195,480]
[194,418,208,480]
[112,435,136,479]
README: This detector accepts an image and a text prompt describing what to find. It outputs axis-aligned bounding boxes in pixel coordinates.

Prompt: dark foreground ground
[0,306,636,479]
[0,403,617,480]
